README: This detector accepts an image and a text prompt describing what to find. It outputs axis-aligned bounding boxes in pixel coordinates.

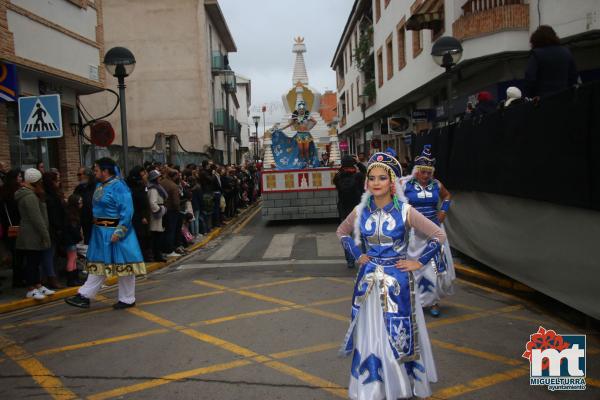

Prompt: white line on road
[207,235,253,261]
[178,259,346,269]
[263,233,295,259]
[316,232,344,257]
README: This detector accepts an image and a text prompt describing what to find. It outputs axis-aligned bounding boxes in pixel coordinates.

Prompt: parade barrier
[413,81,600,319]
[413,81,600,211]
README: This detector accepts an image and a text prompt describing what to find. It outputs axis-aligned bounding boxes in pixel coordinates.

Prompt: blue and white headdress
[353,152,408,245]
[414,144,436,172]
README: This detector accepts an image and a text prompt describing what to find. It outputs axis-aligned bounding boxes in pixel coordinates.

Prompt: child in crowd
[64,194,83,286]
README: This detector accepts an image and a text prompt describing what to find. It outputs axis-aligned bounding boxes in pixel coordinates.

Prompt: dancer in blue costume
[401,145,455,317]
[65,158,145,309]
[337,151,446,399]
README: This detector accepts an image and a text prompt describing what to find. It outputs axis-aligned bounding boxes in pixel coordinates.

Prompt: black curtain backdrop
[412,81,600,211]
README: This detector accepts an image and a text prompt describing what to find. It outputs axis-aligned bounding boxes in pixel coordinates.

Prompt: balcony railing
[453,0,528,41]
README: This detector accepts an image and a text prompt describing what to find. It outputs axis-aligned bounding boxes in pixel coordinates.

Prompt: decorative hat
[384,147,397,158]
[414,145,436,171]
[367,152,403,179]
[148,170,161,182]
[24,168,42,183]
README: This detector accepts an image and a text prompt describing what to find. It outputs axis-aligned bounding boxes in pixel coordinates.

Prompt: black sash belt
[94,218,119,227]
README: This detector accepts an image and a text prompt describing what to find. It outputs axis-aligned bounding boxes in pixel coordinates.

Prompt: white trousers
[78,274,136,304]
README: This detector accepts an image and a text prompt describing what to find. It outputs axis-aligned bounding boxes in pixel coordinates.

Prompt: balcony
[452,0,529,41]
[213,109,226,128]
[211,51,227,72]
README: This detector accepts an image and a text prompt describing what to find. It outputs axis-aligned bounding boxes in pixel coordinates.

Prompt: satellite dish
[90,120,115,147]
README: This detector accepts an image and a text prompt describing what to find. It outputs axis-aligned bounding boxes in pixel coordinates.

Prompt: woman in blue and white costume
[401,145,455,317]
[336,151,446,399]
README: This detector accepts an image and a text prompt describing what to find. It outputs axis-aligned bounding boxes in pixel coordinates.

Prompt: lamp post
[358,93,369,156]
[431,36,463,125]
[104,46,136,174]
[221,69,236,165]
[252,115,260,161]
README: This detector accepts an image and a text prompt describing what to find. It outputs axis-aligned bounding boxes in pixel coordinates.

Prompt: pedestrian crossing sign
[18,94,63,140]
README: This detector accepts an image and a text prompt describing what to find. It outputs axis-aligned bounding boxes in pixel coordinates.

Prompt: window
[356,77,360,105]
[386,34,393,80]
[412,30,422,58]
[397,17,406,70]
[351,83,355,111]
[375,0,381,22]
[377,47,383,87]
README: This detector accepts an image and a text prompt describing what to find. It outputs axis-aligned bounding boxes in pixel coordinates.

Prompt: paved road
[0,207,598,399]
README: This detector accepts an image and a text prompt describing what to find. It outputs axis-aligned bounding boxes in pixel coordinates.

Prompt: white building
[235,74,253,163]
[332,0,600,160]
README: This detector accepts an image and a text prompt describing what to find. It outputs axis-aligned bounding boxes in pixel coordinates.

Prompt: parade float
[261,37,341,221]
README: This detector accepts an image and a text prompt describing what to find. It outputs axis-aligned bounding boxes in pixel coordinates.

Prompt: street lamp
[252,115,260,161]
[221,68,236,165]
[431,36,463,124]
[104,46,136,174]
[358,93,369,156]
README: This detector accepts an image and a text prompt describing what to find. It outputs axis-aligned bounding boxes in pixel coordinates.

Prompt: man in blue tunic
[65,158,145,309]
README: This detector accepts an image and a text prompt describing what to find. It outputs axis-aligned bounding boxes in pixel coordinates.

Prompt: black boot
[113,301,135,310]
[65,293,90,308]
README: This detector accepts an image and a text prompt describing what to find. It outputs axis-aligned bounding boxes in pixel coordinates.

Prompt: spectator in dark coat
[127,166,152,261]
[0,169,24,287]
[333,155,366,269]
[160,169,181,256]
[524,25,578,98]
[42,171,65,289]
[74,167,96,244]
[472,91,497,117]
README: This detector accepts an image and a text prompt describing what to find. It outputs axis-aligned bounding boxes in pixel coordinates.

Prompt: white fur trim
[353,191,371,245]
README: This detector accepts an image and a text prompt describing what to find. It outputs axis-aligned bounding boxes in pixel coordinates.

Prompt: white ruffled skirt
[348,283,437,399]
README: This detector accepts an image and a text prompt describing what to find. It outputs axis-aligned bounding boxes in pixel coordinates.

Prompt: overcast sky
[219,0,353,134]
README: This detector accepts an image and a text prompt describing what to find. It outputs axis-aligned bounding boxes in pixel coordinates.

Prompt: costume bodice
[404,179,440,224]
[359,200,410,259]
[92,178,129,219]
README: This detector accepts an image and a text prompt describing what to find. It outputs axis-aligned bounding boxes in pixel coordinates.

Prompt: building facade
[332,0,600,161]
[0,0,105,192]
[80,0,240,166]
[235,75,254,163]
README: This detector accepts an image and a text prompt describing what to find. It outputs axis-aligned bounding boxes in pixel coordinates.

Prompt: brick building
[0,0,105,193]
[332,0,600,159]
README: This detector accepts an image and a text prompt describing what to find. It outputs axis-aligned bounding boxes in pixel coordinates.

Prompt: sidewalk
[0,202,261,315]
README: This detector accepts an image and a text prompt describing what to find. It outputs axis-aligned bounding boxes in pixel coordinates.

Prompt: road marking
[263,233,296,259]
[180,258,346,269]
[428,305,523,328]
[316,232,344,257]
[325,277,354,286]
[35,329,169,357]
[233,205,262,234]
[191,306,293,326]
[303,307,348,322]
[207,235,253,261]
[432,367,529,399]
[0,335,78,400]
[126,308,179,329]
[179,328,259,358]
[241,276,314,289]
[87,359,252,400]
[264,360,347,398]
[139,290,225,306]
[269,342,339,359]
[430,339,523,366]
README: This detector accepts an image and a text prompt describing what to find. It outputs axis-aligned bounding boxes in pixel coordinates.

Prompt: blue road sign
[0,62,18,102]
[18,94,63,140]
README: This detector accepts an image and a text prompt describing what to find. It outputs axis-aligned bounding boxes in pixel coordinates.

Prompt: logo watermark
[522,326,586,391]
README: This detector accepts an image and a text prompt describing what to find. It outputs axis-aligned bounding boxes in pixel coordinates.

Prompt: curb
[454,262,534,293]
[0,202,261,315]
